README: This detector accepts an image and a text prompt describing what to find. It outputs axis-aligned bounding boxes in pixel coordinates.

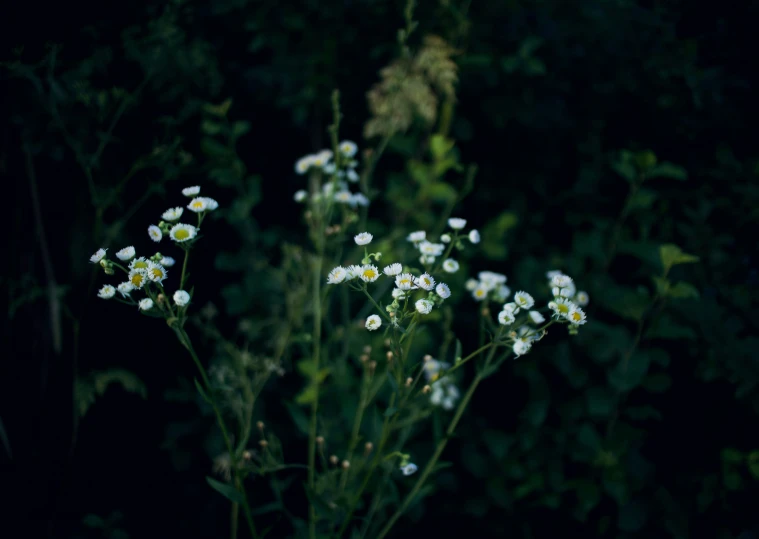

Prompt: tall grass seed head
[365,314,382,331]
[169,223,198,243]
[162,207,184,221]
[90,248,107,263]
[148,225,162,242]
[97,285,115,299]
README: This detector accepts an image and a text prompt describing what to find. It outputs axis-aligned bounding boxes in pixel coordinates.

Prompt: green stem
[180,249,190,290]
[308,244,324,539]
[359,285,392,323]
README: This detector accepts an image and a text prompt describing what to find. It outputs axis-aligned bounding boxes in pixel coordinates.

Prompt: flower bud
[359,354,370,363]
[341,460,350,470]
[257,421,265,431]
[364,442,373,455]
[405,377,413,387]
[316,436,325,445]
[422,385,431,394]
[330,455,339,465]
[423,354,433,362]
[258,440,269,448]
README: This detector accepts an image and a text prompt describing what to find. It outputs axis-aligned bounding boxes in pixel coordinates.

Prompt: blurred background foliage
[2,0,758,537]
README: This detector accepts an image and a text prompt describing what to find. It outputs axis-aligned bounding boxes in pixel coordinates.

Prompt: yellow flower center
[150,268,164,280]
[557,304,569,314]
[363,269,377,280]
[571,312,582,321]
[131,274,144,287]
[400,279,411,286]
[192,201,204,209]
[174,229,190,240]
[133,261,148,269]
[475,290,485,297]
[423,278,431,286]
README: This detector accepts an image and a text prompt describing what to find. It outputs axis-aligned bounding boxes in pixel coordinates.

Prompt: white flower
[97,285,115,299]
[146,261,168,283]
[395,273,416,290]
[407,231,426,243]
[294,190,308,202]
[187,197,208,213]
[514,291,535,309]
[468,229,480,244]
[448,217,467,230]
[339,140,358,157]
[550,274,573,288]
[354,232,373,246]
[513,338,532,357]
[334,190,353,205]
[465,278,479,291]
[419,241,445,256]
[159,256,176,267]
[162,207,184,221]
[472,286,488,301]
[420,255,435,265]
[148,225,162,243]
[129,257,149,270]
[311,150,332,168]
[552,286,573,298]
[529,311,546,324]
[564,280,577,298]
[478,271,507,290]
[344,265,362,280]
[391,288,406,300]
[359,264,379,283]
[440,233,451,243]
[202,197,219,211]
[182,186,200,197]
[327,266,347,284]
[493,285,512,302]
[117,282,134,297]
[401,463,418,476]
[442,259,460,273]
[546,270,564,280]
[436,283,451,299]
[295,155,314,174]
[128,268,148,289]
[90,248,107,263]
[116,246,136,261]
[415,299,434,314]
[365,314,382,331]
[567,306,587,325]
[347,169,360,183]
[550,298,575,317]
[383,263,402,276]
[575,291,589,306]
[415,273,435,290]
[323,162,337,175]
[503,302,520,314]
[169,223,197,243]
[174,290,191,306]
[138,298,154,311]
[352,193,369,207]
[498,310,516,325]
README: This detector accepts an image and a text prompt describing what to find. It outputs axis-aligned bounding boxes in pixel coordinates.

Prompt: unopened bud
[156,294,166,304]
[316,436,325,445]
[405,377,413,387]
[341,460,350,470]
[363,345,372,354]
[364,442,373,455]
[258,440,268,448]
[423,354,433,362]
[422,385,431,394]
[482,307,490,317]
[384,339,391,348]
[330,455,339,465]
[368,360,377,373]
[360,354,370,363]
[242,450,253,460]
[257,421,265,431]
[386,351,393,360]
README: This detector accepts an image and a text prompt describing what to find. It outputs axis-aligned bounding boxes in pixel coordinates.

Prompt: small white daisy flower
[169,223,197,243]
[327,266,347,284]
[116,246,136,261]
[159,256,176,267]
[415,299,434,314]
[90,248,107,263]
[401,463,418,476]
[97,285,115,299]
[546,270,564,280]
[513,338,532,357]
[391,288,406,300]
[567,306,587,325]
[465,278,479,291]
[564,280,577,297]
[498,310,516,325]
[334,191,353,205]
[311,150,332,168]
[162,207,184,221]
[345,264,363,280]
[529,311,546,324]
[365,314,382,331]
[472,286,488,301]
[346,169,360,183]
[339,140,358,158]
[323,162,337,175]
[352,193,369,207]
[435,283,451,299]
[138,298,154,311]
[354,232,373,246]
[442,259,460,273]
[407,231,426,243]
[493,285,512,302]
[187,197,208,213]
[182,186,200,197]
[514,291,535,310]
[503,302,520,314]
[468,229,480,244]
[146,261,168,283]
[295,155,314,174]
[128,268,148,289]
[173,290,191,307]
[419,241,445,256]
[359,264,380,283]
[420,255,436,265]
[441,233,451,243]
[552,286,573,298]
[550,298,575,317]
[294,190,308,202]
[383,263,402,276]
[129,257,149,270]
[478,271,507,289]
[395,273,416,290]
[117,282,134,298]
[448,217,467,230]
[148,225,162,243]
[550,274,573,288]
[415,273,435,291]
[202,197,219,211]
[575,291,589,306]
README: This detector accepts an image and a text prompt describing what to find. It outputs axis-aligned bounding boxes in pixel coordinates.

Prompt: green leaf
[608,351,651,391]
[284,400,309,435]
[429,134,454,159]
[203,98,232,117]
[634,150,657,171]
[667,281,700,299]
[482,212,518,260]
[586,387,616,418]
[232,121,251,138]
[194,378,212,404]
[454,338,462,362]
[206,476,244,504]
[645,313,697,340]
[383,406,399,418]
[201,120,223,135]
[659,244,699,273]
[577,423,602,452]
[408,160,430,185]
[304,485,335,519]
[648,162,688,181]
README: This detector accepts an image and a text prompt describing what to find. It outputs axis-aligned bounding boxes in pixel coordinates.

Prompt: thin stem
[308,244,324,539]
[442,342,494,376]
[359,285,392,323]
[180,249,190,290]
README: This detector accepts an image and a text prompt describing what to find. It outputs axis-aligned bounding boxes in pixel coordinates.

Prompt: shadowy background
[2,0,758,538]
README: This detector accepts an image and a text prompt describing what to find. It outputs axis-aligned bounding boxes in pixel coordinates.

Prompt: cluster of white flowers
[406,218,479,268]
[293,141,369,208]
[423,357,460,410]
[465,270,511,302]
[92,186,213,311]
[545,271,588,327]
